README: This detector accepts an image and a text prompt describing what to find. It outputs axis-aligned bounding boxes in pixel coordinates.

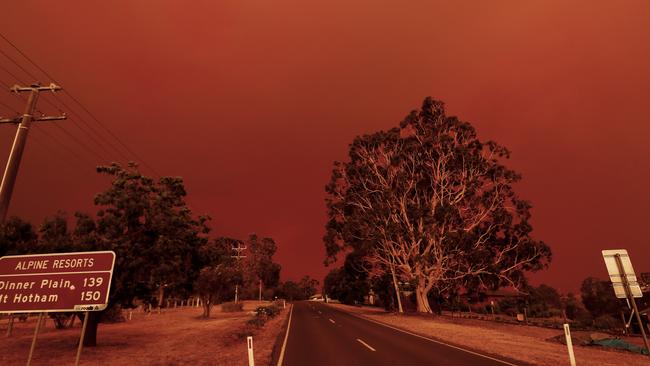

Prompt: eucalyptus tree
[325,98,551,313]
[79,162,210,345]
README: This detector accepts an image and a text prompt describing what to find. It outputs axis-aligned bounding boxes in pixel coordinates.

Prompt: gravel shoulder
[326,303,650,366]
[0,301,289,366]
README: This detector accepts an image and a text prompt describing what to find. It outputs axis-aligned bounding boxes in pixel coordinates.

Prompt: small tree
[196,264,240,317]
[243,234,281,298]
[0,216,37,256]
[298,276,319,299]
[276,281,302,301]
[323,253,370,305]
[580,277,622,318]
[527,284,562,317]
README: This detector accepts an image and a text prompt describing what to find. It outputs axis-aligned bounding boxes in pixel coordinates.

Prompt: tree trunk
[158,286,165,308]
[82,312,101,347]
[201,296,211,318]
[390,264,403,313]
[415,284,432,313]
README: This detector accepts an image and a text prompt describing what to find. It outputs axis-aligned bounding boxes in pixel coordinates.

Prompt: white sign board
[602,249,642,298]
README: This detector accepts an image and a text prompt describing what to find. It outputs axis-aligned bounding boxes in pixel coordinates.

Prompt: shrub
[221,302,244,312]
[50,313,73,329]
[247,316,266,328]
[102,304,125,323]
[272,299,285,308]
[594,314,619,330]
[255,305,280,318]
[573,307,594,329]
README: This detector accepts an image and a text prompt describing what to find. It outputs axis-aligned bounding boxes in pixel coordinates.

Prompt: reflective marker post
[563,323,576,366]
[247,336,255,366]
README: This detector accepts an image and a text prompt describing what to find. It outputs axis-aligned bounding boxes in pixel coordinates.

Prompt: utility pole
[258,279,262,302]
[0,84,65,222]
[231,241,246,303]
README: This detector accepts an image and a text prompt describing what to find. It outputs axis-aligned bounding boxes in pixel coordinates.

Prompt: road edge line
[276,303,294,366]
[334,306,520,366]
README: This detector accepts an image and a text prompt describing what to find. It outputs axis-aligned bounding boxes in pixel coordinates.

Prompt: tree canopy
[92,163,211,307]
[325,97,551,313]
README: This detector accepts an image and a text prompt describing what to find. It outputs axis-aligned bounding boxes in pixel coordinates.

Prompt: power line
[0,99,18,115]
[28,128,86,172]
[38,95,127,162]
[51,122,109,163]
[0,32,162,178]
[60,92,161,177]
[33,126,96,167]
[0,62,26,85]
[41,93,131,162]
[0,47,38,82]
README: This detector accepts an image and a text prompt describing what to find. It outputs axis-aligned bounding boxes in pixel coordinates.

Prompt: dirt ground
[328,303,650,366]
[0,301,289,366]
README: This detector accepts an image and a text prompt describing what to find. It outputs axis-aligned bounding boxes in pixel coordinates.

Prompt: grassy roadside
[326,303,650,366]
[0,301,289,365]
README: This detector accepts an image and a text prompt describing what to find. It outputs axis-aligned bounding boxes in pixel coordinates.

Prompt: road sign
[0,251,115,313]
[602,249,642,298]
[601,248,650,357]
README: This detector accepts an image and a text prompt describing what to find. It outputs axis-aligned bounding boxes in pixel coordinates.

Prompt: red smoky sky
[1,1,649,293]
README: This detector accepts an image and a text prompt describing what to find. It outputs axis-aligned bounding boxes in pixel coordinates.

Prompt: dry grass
[328,303,650,366]
[0,301,289,366]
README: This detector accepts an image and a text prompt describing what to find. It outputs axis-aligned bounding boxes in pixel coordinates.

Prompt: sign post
[26,312,44,366]
[0,251,115,365]
[75,311,90,366]
[602,249,650,356]
[5,313,13,336]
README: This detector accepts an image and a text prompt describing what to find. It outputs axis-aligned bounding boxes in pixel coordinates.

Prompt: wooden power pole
[0,83,66,222]
[231,241,246,303]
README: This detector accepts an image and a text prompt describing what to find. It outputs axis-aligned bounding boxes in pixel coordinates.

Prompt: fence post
[247,336,255,366]
[563,323,576,366]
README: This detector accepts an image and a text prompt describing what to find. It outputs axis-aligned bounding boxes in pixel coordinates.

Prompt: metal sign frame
[602,249,642,298]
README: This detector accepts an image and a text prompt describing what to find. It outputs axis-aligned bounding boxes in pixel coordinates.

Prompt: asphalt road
[281,301,524,366]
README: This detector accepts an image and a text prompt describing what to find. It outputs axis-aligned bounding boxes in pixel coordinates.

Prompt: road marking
[276,304,294,366]
[328,318,335,324]
[356,338,376,352]
[353,313,520,366]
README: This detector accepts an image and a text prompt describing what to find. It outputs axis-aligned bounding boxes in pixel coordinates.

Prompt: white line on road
[356,338,376,352]
[329,318,335,324]
[276,304,294,366]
